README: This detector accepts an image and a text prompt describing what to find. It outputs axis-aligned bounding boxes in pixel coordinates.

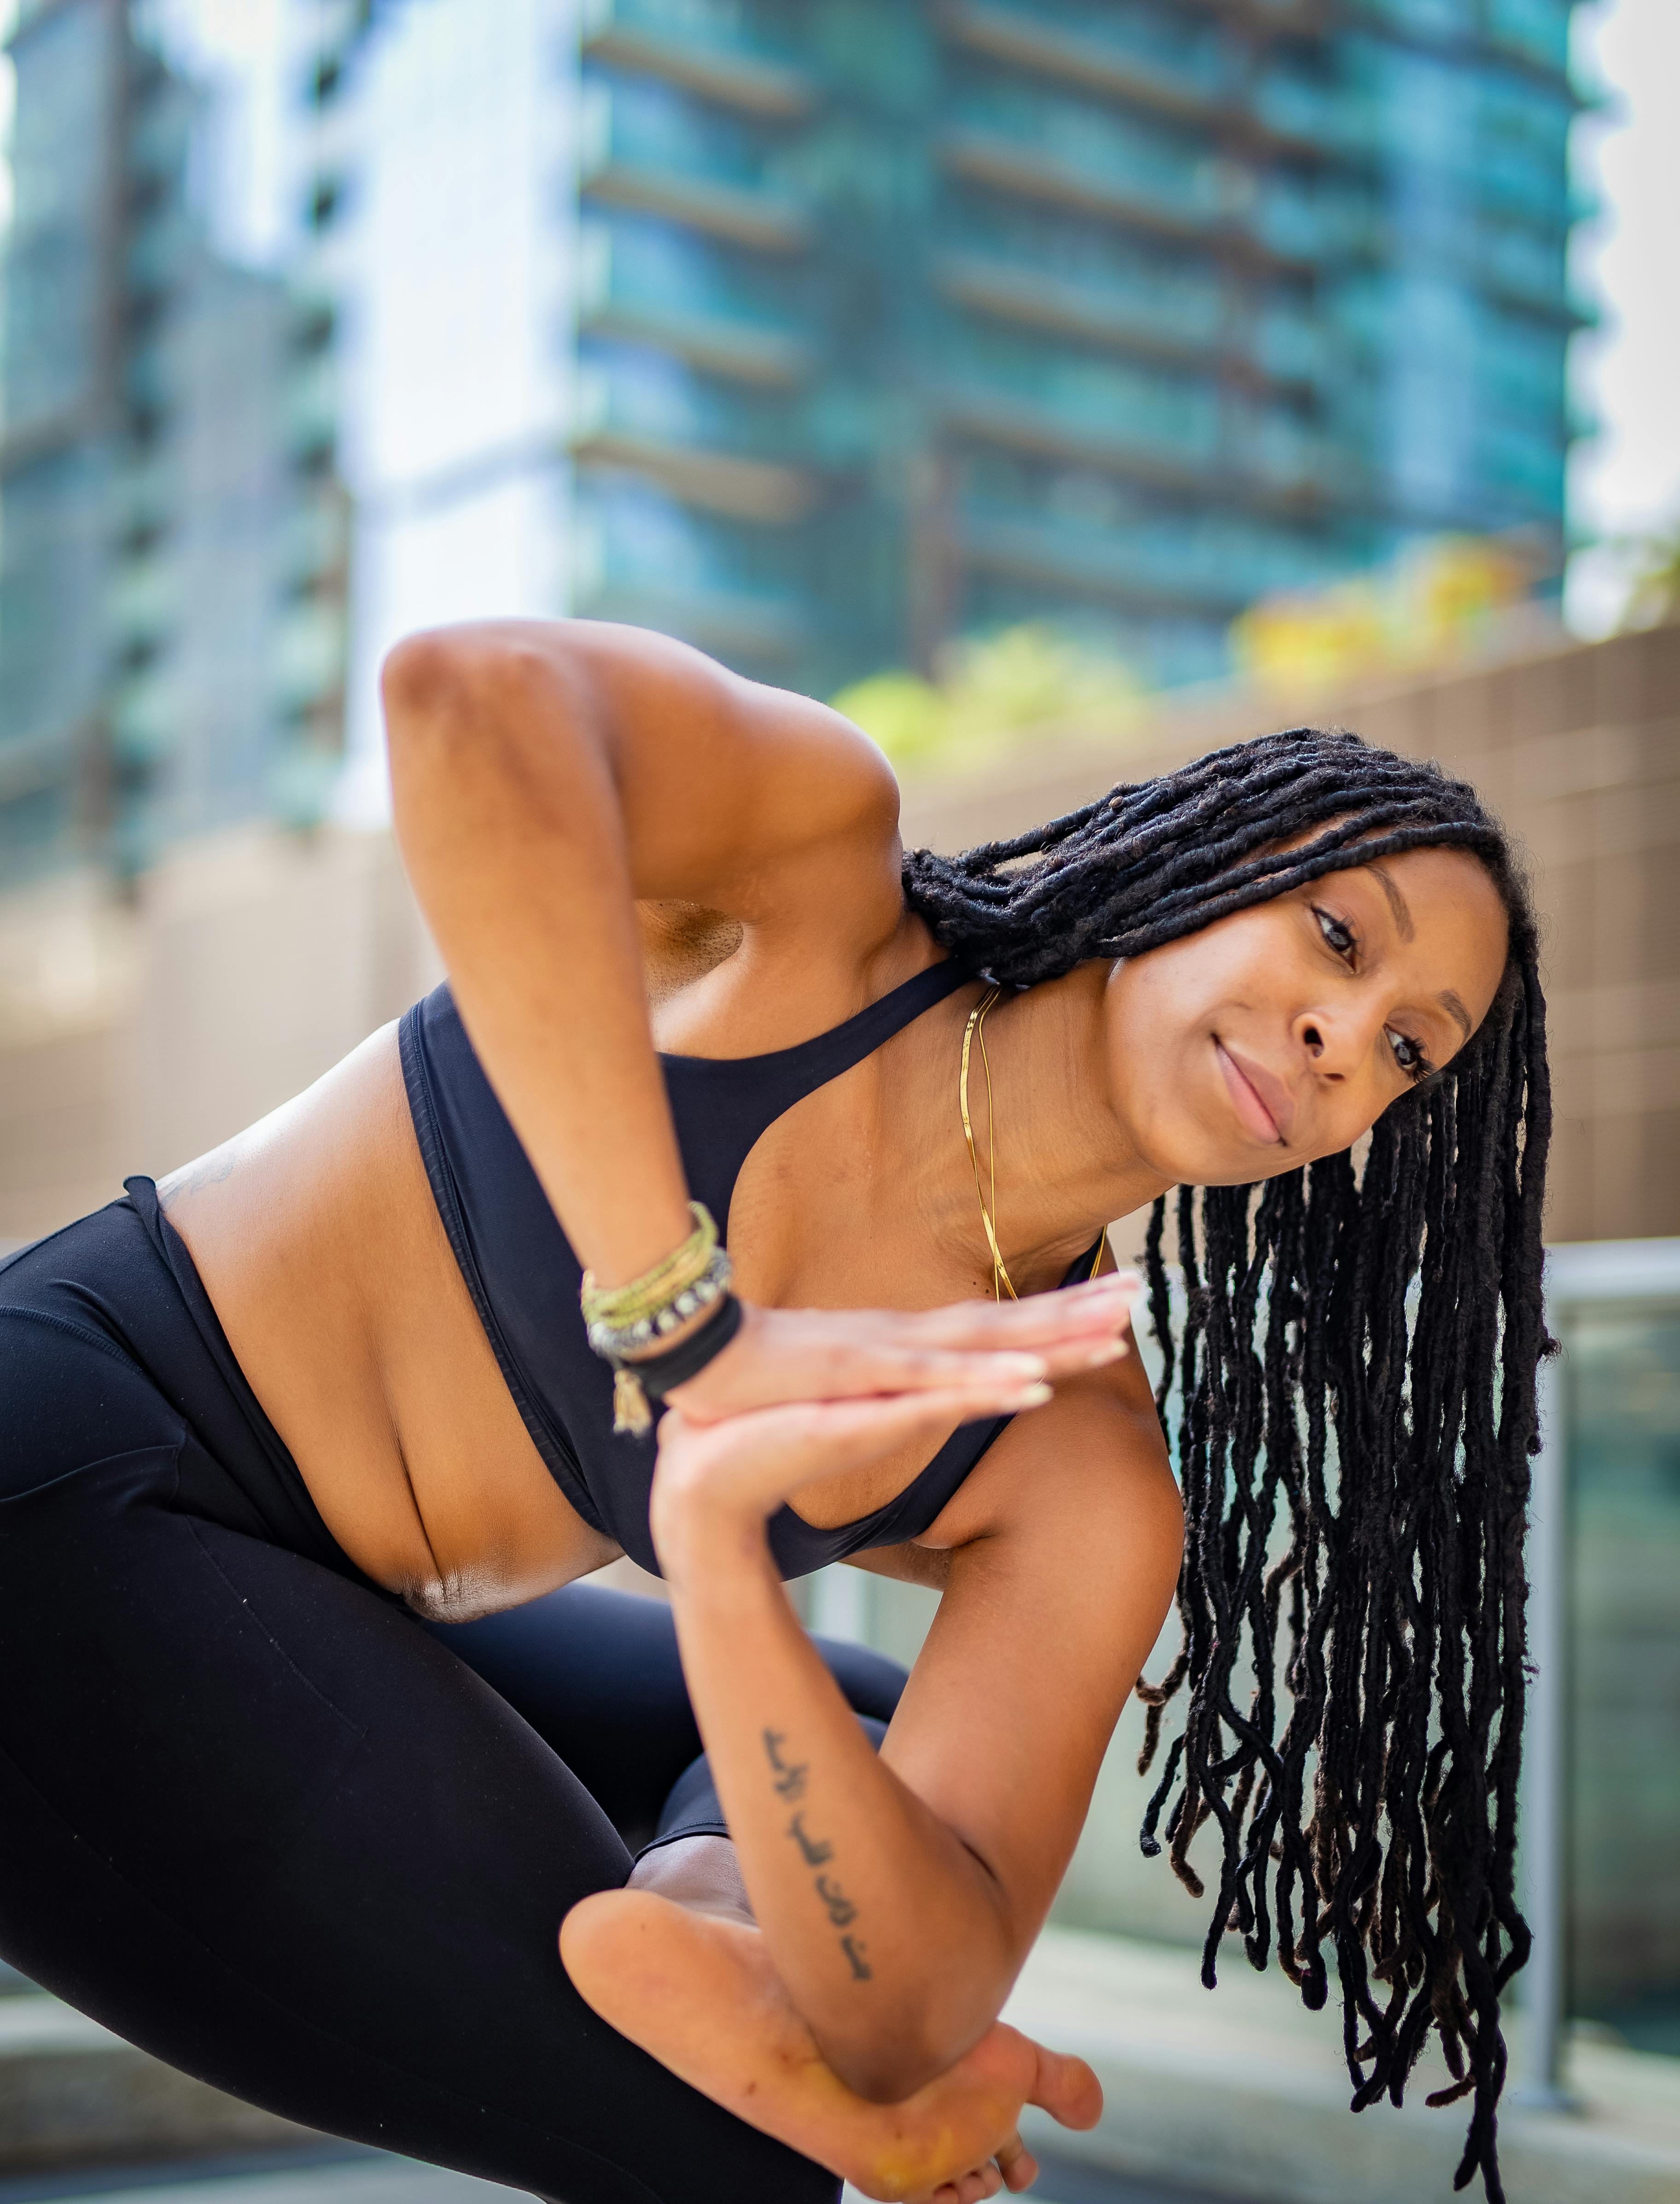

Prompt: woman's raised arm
[383,618,903,1291]
[384,619,1138,1413]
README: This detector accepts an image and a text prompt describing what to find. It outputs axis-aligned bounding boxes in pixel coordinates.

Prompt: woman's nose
[1294,1007,1358,1080]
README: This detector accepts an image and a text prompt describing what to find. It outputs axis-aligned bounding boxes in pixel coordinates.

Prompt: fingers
[661,1380,1052,1512]
[896,1272,1141,1347]
[667,1274,1144,1424]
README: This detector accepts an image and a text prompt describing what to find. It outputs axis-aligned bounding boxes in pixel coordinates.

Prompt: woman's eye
[1313,907,1357,961]
[1387,1028,1432,1082]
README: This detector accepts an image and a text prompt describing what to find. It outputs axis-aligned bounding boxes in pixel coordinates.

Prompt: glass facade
[1,0,1586,874]
[0,0,349,887]
[578,0,1585,696]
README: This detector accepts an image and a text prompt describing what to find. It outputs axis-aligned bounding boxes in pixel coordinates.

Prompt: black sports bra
[399,960,1102,1580]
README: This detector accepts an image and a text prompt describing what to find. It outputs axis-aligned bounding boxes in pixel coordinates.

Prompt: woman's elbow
[381,626,552,741]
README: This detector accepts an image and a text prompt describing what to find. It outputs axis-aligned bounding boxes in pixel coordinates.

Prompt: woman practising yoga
[0,621,1546,2204]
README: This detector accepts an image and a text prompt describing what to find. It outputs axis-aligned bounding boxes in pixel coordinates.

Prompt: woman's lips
[1215,1041,1293,1146]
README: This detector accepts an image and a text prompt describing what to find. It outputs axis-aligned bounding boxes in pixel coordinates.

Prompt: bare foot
[560,1887,1101,2204]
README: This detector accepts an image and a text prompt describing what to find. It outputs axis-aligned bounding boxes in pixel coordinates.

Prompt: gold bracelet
[581,1202,734,1347]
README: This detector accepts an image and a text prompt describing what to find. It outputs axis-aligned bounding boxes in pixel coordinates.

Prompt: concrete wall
[0,825,440,1244]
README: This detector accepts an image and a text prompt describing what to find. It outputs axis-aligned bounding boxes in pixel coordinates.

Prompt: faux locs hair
[903,730,1550,2204]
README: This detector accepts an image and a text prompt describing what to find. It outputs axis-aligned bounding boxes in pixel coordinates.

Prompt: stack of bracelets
[580,1201,743,1434]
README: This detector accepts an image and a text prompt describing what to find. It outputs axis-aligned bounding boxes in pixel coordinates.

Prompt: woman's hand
[649,1380,1047,1581]
[664,1271,1142,1426]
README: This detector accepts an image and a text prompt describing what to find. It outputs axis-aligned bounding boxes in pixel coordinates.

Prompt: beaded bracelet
[580,1202,721,1338]
[580,1203,736,1433]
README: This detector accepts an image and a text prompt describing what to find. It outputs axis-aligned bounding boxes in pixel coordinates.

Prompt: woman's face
[1105,845,1511,1188]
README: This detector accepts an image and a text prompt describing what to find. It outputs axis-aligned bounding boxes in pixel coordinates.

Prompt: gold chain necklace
[958,983,1106,1302]
[959,986,1017,1301]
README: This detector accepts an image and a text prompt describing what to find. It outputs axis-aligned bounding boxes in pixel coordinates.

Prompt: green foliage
[831,624,1145,769]
[1623,519,1680,630]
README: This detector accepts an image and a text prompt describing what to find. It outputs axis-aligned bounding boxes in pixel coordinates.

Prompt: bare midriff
[160,1023,621,1621]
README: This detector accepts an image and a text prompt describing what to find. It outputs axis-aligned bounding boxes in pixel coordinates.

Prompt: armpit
[842,1543,953,1593]
[637,900,745,1006]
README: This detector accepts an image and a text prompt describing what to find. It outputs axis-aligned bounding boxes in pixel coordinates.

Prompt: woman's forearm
[661,1516,1019,2101]
[384,626,691,1284]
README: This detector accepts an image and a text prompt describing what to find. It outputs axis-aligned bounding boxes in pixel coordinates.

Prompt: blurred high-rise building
[0,0,350,887]
[1,0,1588,878]
[569,0,1585,695]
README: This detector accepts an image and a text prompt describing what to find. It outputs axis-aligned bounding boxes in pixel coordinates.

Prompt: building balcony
[942,380,1360,521]
[1475,230,1582,326]
[580,296,811,387]
[957,513,1255,621]
[579,85,813,254]
[938,250,1324,402]
[939,129,1334,278]
[936,251,1219,366]
[581,157,810,255]
[582,0,817,120]
[939,129,1218,249]
[570,555,810,662]
[572,428,818,524]
[272,600,349,721]
[577,226,813,387]
[571,378,819,524]
[938,1,1225,126]
[941,384,1216,500]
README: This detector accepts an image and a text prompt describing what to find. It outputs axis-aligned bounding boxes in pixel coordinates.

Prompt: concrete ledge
[0,1995,320,2172]
[1005,1930,1680,2204]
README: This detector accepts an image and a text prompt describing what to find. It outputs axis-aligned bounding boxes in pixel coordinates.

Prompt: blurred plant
[832,623,1145,769]
[1619,518,1680,630]
[1230,535,1535,699]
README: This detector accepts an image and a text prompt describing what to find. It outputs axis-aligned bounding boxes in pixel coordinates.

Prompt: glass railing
[948,327,1222,465]
[581,0,806,74]
[1253,68,1377,157]
[940,203,1223,348]
[958,493,1332,611]
[572,349,805,464]
[1531,1245,1680,2061]
[1484,0,1571,76]
[570,478,811,655]
[948,0,1229,109]
[579,78,778,194]
[1479,220,1568,308]
[946,81,1218,224]
[576,216,808,344]
[1255,172,1382,264]
[1476,421,1565,513]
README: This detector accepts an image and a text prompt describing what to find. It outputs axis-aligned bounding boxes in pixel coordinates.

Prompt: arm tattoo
[763,1727,872,1983]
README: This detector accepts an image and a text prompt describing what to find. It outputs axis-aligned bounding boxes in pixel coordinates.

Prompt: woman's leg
[0,1319,839,2204]
[429,1581,907,1850]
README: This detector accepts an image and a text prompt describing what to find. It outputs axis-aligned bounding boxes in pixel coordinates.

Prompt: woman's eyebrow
[1439,989,1472,1043]
[1365,863,1414,941]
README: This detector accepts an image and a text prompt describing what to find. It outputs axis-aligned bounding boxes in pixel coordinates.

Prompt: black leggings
[0,1196,906,2204]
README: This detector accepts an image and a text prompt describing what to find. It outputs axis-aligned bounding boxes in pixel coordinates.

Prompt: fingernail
[1013,1381,1054,1408]
[1084,1341,1127,1366]
[998,1353,1050,1380]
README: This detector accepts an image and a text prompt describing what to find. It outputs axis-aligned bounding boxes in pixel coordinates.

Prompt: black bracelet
[624,1292,744,1402]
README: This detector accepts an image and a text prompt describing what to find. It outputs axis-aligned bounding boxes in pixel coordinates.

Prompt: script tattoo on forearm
[763,1728,872,1981]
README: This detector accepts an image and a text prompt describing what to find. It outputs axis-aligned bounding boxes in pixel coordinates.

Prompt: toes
[996,2131,1038,2192]
[1032,2044,1103,2131]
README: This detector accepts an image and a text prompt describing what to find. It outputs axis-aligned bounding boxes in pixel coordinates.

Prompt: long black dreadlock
[903,730,1550,2204]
